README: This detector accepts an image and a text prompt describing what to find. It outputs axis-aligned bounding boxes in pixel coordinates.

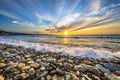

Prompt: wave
[0,37,120,59]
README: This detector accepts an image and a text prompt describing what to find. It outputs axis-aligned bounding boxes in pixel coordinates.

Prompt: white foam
[0,37,120,59]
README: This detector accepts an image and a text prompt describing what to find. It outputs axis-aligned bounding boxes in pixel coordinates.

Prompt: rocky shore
[0,44,120,80]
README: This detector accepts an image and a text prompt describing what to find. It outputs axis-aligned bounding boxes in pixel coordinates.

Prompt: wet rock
[17,63,26,69]
[96,64,111,74]
[74,64,91,72]
[28,68,35,75]
[104,73,120,80]
[20,72,29,79]
[90,68,103,79]
[91,74,101,80]
[104,63,120,71]
[46,58,56,64]
[0,75,4,80]
[0,63,6,68]
[83,74,92,80]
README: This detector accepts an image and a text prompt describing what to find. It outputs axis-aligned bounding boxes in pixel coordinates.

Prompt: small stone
[0,63,6,68]
[65,74,72,80]
[52,75,64,80]
[40,66,46,71]
[22,66,31,71]
[0,75,4,80]
[39,71,48,77]
[46,75,52,80]
[28,68,35,75]
[81,77,86,80]
[17,63,26,69]
[6,62,18,71]
[83,74,92,80]
[104,73,120,80]
[20,73,29,79]
[96,64,111,74]
[31,63,40,68]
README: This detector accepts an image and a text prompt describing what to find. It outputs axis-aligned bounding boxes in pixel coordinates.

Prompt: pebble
[20,72,29,79]
[17,63,26,69]
[28,68,35,75]
[0,63,6,68]
[0,75,4,80]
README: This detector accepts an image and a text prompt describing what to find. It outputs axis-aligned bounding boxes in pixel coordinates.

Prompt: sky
[0,0,120,35]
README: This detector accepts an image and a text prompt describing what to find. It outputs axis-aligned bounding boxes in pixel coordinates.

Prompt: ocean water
[0,35,120,59]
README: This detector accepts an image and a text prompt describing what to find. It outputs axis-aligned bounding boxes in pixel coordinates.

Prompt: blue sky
[0,0,120,34]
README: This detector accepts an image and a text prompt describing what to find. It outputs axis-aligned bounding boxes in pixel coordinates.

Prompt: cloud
[56,13,81,27]
[56,0,66,15]
[12,21,35,27]
[36,13,57,24]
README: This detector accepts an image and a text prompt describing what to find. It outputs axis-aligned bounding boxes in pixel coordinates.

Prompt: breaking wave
[0,37,120,59]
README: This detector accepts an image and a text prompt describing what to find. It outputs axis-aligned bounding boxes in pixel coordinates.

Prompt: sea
[0,35,120,59]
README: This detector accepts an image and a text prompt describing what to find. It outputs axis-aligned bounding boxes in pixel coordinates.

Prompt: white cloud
[12,21,35,27]
[89,0,101,15]
[56,0,66,15]
[56,13,81,27]
[36,13,57,23]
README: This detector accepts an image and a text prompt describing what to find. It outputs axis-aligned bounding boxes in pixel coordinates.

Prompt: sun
[64,31,68,35]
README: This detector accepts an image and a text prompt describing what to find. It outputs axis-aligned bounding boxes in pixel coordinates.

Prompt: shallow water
[0,35,120,59]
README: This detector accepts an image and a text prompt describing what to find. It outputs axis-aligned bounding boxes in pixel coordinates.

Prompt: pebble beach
[0,44,120,80]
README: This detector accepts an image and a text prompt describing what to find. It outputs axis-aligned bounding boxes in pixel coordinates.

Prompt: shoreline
[0,44,120,80]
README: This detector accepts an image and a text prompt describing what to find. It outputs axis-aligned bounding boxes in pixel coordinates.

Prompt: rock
[115,71,120,75]
[63,63,73,70]
[83,74,92,80]
[20,72,29,79]
[74,64,91,72]
[104,73,120,80]
[96,64,111,74]
[27,60,34,64]
[28,68,35,75]
[38,71,48,77]
[6,62,18,71]
[104,63,120,71]
[81,77,86,80]
[30,63,40,68]
[91,74,101,80]
[40,66,46,71]
[46,58,56,64]
[41,77,45,80]
[50,69,64,76]
[0,75,4,80]
[22,66,31,71]
[52,75,64,80]
[17,63,26,69]
[0,59,5,63]
[90,68,103,79]
[0,63,6,68]
[46,75,52,80]
[67,72,79,80]
[65,74,72,80]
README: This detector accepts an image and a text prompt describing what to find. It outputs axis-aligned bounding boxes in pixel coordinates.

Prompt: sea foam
[0,37,120,59]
